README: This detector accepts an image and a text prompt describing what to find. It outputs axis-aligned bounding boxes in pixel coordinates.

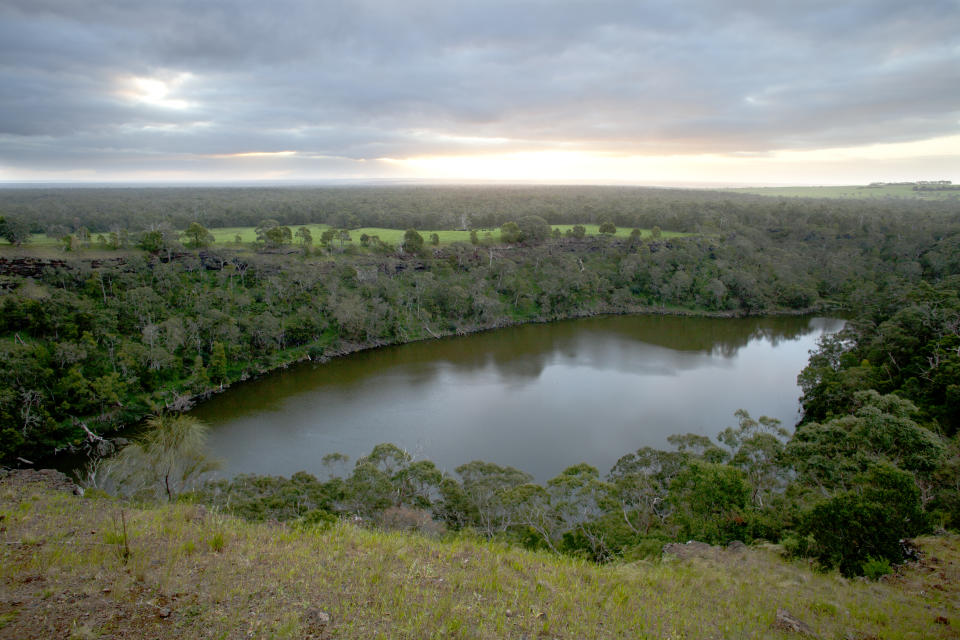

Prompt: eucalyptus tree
[717,410,790,507]
[452,460,533,538]
[183,222,214,248]
[95,414,219,501]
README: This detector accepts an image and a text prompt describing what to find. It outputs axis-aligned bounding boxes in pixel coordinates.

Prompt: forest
[1,185,958,577]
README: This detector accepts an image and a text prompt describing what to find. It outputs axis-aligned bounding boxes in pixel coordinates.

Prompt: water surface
[194,315,843,481]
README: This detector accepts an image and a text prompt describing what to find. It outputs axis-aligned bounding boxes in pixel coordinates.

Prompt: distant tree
[0,216,31,247]
[137,225,181,258]
[190,354,210,392]
[46,224,71,242]
[208,342,228,384]
[140,230,159,253]
[470,229,479,245]
[571,224,586,239]
[651,226,662,239]
[295,226,313,247]
[265,225,293,248]
[599,221,616,235]
[500,221,522,244]
[516,216,551,244]
[430,233,440,246]
[629,228,642,241]
[403,229,424,254]
[552,228,562,240]
[183,222,214,248]
[320,229,337,247]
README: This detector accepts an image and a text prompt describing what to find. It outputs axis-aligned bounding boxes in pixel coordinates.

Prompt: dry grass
[1,476,957,639]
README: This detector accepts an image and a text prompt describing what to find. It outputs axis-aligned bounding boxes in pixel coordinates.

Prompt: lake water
[193,315,844,481]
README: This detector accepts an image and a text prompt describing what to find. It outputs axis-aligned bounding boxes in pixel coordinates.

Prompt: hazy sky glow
[1,0,958,184]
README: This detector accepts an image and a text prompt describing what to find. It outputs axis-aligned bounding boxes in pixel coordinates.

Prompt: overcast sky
[1,0,958,184]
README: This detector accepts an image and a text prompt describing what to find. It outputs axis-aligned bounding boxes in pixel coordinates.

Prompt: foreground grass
[1,476,957,639]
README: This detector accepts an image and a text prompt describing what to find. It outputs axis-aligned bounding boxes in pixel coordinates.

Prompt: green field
[15,223,690,252]
[209,224,686,246]
[728,184,959,200]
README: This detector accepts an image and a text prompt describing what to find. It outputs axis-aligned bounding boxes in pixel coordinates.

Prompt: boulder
[774,608,817,636]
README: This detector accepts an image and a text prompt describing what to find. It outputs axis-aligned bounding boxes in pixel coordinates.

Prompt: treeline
[3,184,960,234]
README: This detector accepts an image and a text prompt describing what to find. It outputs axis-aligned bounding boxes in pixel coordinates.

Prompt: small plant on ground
[862,556,893,580]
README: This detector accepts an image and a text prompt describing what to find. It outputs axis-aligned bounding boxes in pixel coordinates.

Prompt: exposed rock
[662,541,716,560]
[304,608,331,627]
[774,608,817,636]
[0,468,80,494]
[727,540,747,553]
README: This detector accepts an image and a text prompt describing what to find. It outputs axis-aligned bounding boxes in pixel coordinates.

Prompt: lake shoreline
[40,301,837,477]
[194,300,834,404]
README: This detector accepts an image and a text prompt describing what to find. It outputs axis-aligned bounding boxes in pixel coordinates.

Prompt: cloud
[0,0,958,181]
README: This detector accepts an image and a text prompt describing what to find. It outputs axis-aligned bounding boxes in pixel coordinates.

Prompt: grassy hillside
[1,472,957,639]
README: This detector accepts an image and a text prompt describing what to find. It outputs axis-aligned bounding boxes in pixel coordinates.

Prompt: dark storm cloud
[1,0,958,176]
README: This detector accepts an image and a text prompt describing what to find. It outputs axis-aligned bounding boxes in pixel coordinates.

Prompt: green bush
[780,531,816,558]
[862,556,892,580]
[295,508,338,531]
[623,536,673,561]
[801,463,926,576]
[669,461,750,545]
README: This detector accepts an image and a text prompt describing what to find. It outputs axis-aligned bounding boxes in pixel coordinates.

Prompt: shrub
[295,508,338,531]
[801,463,926,576]
[862,556,893,580]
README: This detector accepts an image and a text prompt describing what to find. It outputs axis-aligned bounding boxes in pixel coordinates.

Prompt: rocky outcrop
[0,468,81,494]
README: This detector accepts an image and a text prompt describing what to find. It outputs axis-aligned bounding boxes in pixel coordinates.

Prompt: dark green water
[193,315,844,481]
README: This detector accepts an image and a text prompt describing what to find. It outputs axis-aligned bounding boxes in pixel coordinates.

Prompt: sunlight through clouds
[383,134,960,184]
[118,73,195,110]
